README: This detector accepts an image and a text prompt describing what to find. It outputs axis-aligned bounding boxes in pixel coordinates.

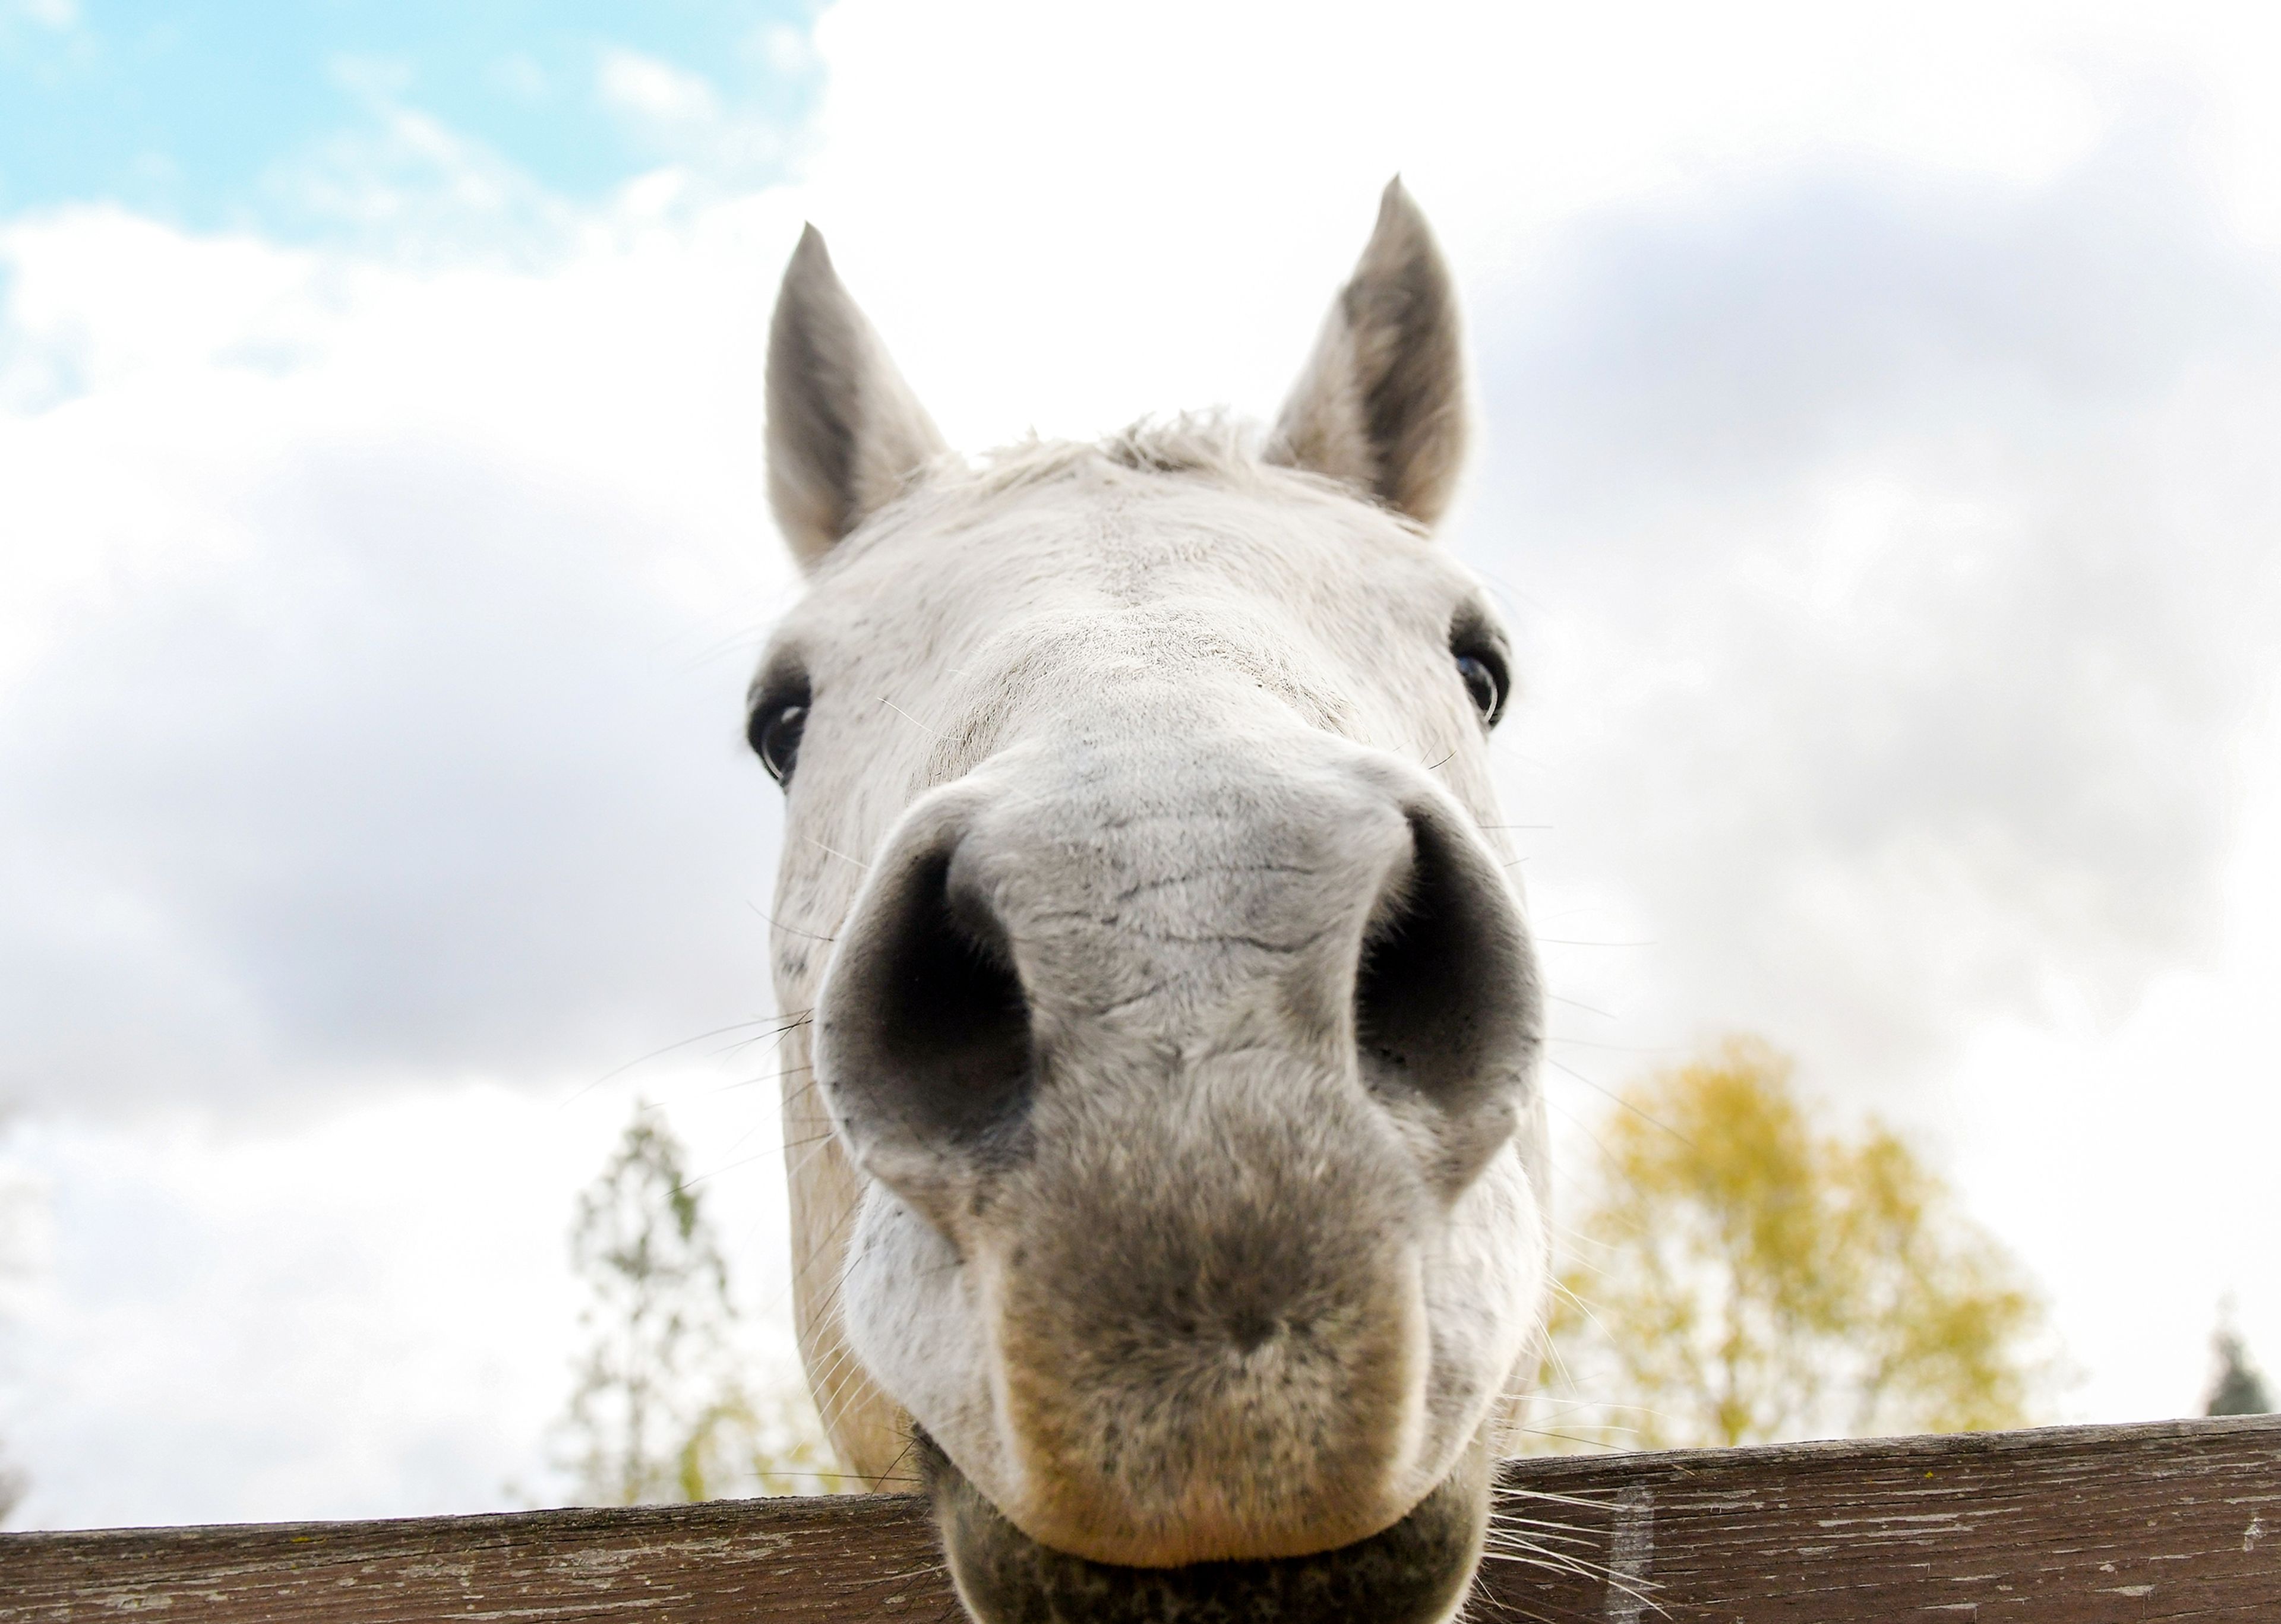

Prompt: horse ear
[1268,178,1468,529]
[767,225,949,570]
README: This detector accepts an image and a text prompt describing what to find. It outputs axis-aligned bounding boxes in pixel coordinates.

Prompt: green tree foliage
[2206,1325,2271,1417]
[557,1102,840,1503]
[1540,1037,2046,1450]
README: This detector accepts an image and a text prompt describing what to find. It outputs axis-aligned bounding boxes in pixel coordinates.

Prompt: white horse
[753,181,1547,1623]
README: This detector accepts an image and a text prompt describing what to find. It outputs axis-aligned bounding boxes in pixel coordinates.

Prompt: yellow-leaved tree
[1538,1038,2046,1450]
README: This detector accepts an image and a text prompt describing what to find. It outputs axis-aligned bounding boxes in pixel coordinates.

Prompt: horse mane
[829,412,1386,560]
[810,412,1332,573]
[972,411,1264,489]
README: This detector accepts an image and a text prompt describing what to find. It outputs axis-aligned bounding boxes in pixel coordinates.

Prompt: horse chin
[916,1429,1492,1624]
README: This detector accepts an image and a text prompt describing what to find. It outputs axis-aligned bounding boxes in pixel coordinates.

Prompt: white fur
[756,188,1547,1574]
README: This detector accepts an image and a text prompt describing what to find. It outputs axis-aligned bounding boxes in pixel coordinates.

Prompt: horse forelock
[813,411,1416,577]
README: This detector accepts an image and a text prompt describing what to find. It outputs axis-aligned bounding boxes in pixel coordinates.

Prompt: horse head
[751,181,1546,1623]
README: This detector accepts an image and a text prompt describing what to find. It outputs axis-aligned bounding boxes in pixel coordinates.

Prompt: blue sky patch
[0,1,822,238]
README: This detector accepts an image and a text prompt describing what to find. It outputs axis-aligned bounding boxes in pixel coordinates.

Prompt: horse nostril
[826,839,1036,1159]
[1354,807,1537,1127]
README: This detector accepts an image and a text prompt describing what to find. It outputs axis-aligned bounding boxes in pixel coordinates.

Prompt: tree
[556,1102,840,1503]
[2206,1322,2271,1417]
[673,1378,847,1499]
[1538,1037,2046,1451]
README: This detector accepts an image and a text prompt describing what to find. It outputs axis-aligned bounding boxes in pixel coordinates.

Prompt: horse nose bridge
[969,740,1418,1017]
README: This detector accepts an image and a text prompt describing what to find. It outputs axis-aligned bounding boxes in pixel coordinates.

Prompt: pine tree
[558,1104,742,1503]
[2207,1326,2272,1417]
[555,1101,842,1503]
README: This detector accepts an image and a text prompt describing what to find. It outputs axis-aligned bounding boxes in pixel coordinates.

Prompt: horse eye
[1454,652,1505,726]
[750,701,809,786]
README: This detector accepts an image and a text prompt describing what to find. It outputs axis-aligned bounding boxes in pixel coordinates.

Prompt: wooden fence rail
[5,1416,2276,1621]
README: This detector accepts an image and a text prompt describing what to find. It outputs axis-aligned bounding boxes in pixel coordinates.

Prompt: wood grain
[4,1416,2274,1621]
[1482,1416,2281,1623]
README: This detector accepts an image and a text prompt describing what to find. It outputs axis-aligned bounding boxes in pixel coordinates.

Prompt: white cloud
[589,47,797,192]
[597,49,721,129]
[1944,715,2281,1421]
[779,0,2129,450]
[1479,129,2281,1098]
[0,1075,810,1528]
[752,23,816,80]
[15,0,76,30]
[0,198,810,1112]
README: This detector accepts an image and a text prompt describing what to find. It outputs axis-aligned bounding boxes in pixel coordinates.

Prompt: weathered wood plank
[0,1493,955,1623]
[1484,1416,2281,1623]
[4,1417,2274,1621]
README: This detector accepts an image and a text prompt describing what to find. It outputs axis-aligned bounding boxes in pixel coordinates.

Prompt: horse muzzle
[920,1429,1493,1624]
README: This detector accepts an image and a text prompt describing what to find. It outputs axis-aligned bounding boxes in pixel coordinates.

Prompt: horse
[751,180,1547,1623]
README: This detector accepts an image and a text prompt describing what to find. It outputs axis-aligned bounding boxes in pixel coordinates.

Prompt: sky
[2,0,2279,1529]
